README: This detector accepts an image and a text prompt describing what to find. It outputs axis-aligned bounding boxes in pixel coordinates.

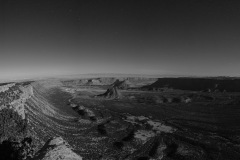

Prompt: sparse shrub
[0,137,35,160]
[0,108,27,141]
[97,124,107,135]
[164,142,178,157]
[113,141,124,150]
[90,116,97,121]
[0,108,31,159]
[172,97,181,103]
[145,123,153,130]
[137,156,149,160]
[77,109,85,116]
[155,96,168,104]
[122,130,135,141]
[149,141,160,157]
[204,95,214,101]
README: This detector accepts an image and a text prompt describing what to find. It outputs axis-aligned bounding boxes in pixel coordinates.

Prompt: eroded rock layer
[33,137,82,160]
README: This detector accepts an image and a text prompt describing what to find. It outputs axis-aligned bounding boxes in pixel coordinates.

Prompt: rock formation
[98,86,122,99]
[111,79,130,89]
[96,79,130,99]
[0,83,16,92]
[0,82,35,159]
[33,137,82,160]
[0,83,33,119]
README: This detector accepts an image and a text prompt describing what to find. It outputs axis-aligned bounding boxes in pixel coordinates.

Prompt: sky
[1,0,240,80]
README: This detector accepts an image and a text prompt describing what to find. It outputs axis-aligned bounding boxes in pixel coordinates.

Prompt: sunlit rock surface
[33,137,82,160]
[0,83,33,119]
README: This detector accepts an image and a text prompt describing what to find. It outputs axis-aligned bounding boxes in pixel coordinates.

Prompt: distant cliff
[143,77,240,92]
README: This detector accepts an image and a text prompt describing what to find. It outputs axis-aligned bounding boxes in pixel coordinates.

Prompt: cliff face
[0,81,83,160]
[0,83,33,119]
[0,83,33,143]
[0,83,35,160]
[144,78,240,92]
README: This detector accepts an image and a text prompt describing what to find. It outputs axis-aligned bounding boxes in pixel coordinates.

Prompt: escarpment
[0,82,33,139]
[0,82,35,159]
[0,81,82,160]
[0,82,33,119]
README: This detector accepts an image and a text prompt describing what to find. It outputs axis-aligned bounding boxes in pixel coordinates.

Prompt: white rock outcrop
[34,137,83,160]
[0,83,33,119]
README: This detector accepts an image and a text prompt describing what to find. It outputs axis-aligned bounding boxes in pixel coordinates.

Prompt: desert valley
[2,0,240,159]
[1,76,240,160]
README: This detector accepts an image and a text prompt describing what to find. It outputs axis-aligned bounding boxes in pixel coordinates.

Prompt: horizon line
[0,73,239,83]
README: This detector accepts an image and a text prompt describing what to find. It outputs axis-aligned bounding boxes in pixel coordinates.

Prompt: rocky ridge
[0,83,33,119]
[33,137,82,160]
[0,82,82,160]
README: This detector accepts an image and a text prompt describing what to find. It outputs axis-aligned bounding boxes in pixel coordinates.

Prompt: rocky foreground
[1,78,240,160]
[34,137,82,160]
[0,82,82,160]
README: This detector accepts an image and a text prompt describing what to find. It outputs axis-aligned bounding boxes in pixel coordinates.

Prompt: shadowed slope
[25,81,84,154]
[144,78,240,92]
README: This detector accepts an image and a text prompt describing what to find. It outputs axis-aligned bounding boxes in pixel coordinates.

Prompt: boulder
[33,137,82,160]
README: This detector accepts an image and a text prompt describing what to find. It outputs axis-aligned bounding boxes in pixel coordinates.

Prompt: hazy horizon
[1,0,240,80]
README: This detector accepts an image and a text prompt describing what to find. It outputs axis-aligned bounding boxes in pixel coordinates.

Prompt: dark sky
[1,0,240,80]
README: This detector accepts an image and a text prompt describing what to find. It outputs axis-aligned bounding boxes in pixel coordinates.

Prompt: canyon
[0,77,240,159]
